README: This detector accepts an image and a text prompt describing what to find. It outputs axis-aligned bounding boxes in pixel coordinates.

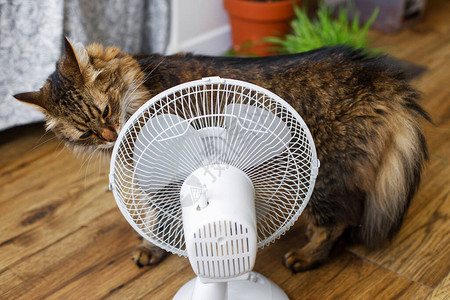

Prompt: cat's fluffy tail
[358,96,429,249]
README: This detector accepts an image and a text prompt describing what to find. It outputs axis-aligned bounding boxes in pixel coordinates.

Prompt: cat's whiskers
[120,81,144,127]
[120,60,156,109]
[75,146,111,188]
[54,140,67,158]
[99,149,105,175]
[100,148,111,176]
[121,80,144,112]
[120,80,153,124]
[82,147,101,186]
[121,58,166,115]
[121,76,142,111]
[96,148,107,176]
[32,134,58,151]
[34,128,52,145]
[74,147,87,160]
[80,147,100,168]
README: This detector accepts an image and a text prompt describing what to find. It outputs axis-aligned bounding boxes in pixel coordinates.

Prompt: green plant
[266,3,380,54]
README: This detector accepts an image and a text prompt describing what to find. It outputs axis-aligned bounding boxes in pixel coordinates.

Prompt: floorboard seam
[346,249,434,291]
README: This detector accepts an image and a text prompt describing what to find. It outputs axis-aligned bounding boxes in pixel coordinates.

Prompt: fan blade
[133,114,204,192]
[224,104,291,169]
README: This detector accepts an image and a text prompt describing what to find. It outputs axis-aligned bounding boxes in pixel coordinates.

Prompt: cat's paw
[283,248,323,273]
[132,244,167,268]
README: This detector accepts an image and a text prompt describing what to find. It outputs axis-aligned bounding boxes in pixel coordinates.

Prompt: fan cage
[192,220,253,279]
[110,77,318,257]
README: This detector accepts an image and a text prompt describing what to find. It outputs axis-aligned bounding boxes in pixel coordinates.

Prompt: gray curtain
[0,0,169,131]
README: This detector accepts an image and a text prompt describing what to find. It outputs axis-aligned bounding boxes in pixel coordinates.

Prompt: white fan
[109,77,319,299]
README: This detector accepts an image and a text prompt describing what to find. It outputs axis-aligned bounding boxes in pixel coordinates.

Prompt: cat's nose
[100,126,118,142]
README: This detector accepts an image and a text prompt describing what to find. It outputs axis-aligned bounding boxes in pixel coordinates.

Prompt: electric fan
[109,77,319,299]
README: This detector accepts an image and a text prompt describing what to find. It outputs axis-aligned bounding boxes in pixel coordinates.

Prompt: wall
[165,0,232,55]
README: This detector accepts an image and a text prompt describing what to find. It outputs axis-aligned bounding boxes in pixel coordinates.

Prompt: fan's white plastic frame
[110,77,319,257]
[109,77,320,299]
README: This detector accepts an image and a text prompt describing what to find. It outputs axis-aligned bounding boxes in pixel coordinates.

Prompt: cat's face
[41,74,121,150]
[14,37,148,151]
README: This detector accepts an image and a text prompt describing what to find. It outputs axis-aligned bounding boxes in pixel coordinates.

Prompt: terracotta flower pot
[224,0,300,56]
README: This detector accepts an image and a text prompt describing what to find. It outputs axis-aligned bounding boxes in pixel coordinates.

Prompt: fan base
[173,271,288,300]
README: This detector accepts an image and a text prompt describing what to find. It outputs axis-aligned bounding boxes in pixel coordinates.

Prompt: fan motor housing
[180,164,257,282]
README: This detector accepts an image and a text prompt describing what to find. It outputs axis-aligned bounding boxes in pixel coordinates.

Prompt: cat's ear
[62,36,82,76]
[13,91,46,109]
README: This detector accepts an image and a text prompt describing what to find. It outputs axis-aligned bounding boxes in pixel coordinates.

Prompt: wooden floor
[1,1,449,299]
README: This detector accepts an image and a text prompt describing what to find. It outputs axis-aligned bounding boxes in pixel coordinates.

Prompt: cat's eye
[80,130,94,140]
[102,105,110,119]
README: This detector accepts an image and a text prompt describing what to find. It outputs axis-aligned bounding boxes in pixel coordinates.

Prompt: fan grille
[192,220,252,279]
[110,77,318,257]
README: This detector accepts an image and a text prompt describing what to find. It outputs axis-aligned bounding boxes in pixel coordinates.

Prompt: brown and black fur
[14,37,429,272]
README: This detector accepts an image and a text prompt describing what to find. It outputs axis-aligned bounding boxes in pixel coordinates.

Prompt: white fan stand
[175,164,287,300]
[110,77,319,300]
[174,272,288,300]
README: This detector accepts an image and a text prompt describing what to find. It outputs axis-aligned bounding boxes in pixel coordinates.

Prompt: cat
[14,37,429,272]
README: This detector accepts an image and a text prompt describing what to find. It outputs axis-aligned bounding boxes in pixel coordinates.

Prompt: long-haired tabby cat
[14,37,429,272]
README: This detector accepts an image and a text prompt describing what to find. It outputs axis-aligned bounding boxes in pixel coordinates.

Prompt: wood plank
[102,255,191,300]
[0,125,115,273]
[285,252,432,299]
[1,209,135,299]
[0,133,61,192]
[0,164,113,269]
[0,122,49,168]
[250,222,432,299]
[142,265,195,300]
[428,272,450,300]
[0,268,32,295]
